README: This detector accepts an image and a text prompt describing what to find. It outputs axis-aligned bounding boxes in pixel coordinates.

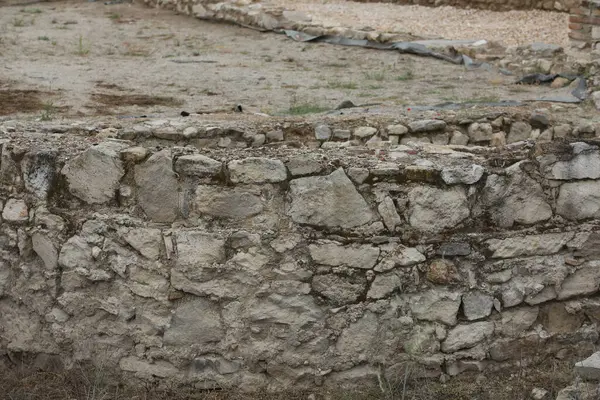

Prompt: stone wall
[569,0,600,49]
[2,114,600,391]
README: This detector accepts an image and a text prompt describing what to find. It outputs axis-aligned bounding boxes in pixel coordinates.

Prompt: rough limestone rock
[408,119,446,133]
[336,311,378,357]
[441,164,484,185]
[163,298,224,346]
[481,161,552,227]
[486,233,574,258]
[228,157,287,184]
[353,126,377,139]
[408,186,469,233]
[507,121,532,143]
[410,290,462,326]
[62,142,127,204]
[575,352,600,381]
[441,322,494,352]
[462,291,494,321]
[557,263,600,300]
[194,185,265,219]
[309,241,379,269]
[426,259,458,284]
[121,228,163,260]
[174,154,222,178]
[312,274,366,305]
[285,156,324,177]
[467,123,493,143]
[2,198,28,223]
[31,232,58,270]
[135,150,179,223]
[367,271,402,299]
[174,231,226,268]
[378,196,402,231]
[555,383,600,400]
[495,307,539,337]
[287,168,373,229]
[557,180,600,220]
[539,143,600,180]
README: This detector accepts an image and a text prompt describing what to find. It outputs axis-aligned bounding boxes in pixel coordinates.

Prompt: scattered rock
[266,130,284,142]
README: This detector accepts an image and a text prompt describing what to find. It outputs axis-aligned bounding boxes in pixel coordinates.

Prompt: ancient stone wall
[569,0,600,49]
[2,114,600,390]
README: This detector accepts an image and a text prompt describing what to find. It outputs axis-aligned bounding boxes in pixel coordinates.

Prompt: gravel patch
[272,0,568,47]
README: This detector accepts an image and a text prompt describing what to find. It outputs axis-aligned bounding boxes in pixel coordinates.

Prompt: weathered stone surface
[175,154,222,177]
[121,228,162,260]
[285,156,324,177]
[555,383,600,400]
[507,121,532,143]
[120,146,148,163]
[441,164,484,185]
[174,231,225,268]
[62,142,127,204]
[309,241,379,269]
[557,263,600,300]
[2,198,28,223]
[31,232,58,270]
[164,298,224,346]
[135,150,179,223]
[387,124,408,136]
[228,157,287,184]
[367,271,402,299]
[486,233,574,258]
[315,124,331,140]
[312,274,365,305]
[426,259,458,284]
[462,291,494,321]
[353,126,377,139]
[575,352,600,381]
[377,196,401,231]
[336,311,378,357]
[436,242,471,256]
[410,290,462,326]
[495,307,539,337]
[194,185,265,219]
[481,162,552,227]
[539,143,600,180]
[120,356,179,378]
[540,303,584,333]
[288,168,373,229]
[441,322,494,352]
[375,246,425,271]
[450,130,469,145]
[467,123,493,142]
[408,186,469,233]
[557,180,600,220]
[408,120,446,133]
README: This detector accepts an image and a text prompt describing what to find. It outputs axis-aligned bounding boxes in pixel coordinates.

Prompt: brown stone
[540,303,585,334]
[551,77,571,88]
[426,259,458,285]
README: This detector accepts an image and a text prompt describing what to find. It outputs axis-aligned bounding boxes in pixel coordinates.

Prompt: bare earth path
[0,0,585,123]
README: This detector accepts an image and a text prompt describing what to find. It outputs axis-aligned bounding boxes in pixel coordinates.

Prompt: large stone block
[409,290,462,326]
[228,157,287,184]
[62,141,127,204]
[485,232,574,258]
[557,180,600,220]
[481,161,552,227]
[539,143,600,180]
[287,168,373,229]
[135,150,180,223]
[408,186,469,233]
[193,185,267,219]
[312,274,366,305]
[441,322,494,353]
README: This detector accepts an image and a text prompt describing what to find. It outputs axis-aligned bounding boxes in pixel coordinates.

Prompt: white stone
[462,291,494,321]
[377,196,401,231]
[575,352,600,381]
[557,180,600,220]
[2,198,28,223]
[353,126,377,139]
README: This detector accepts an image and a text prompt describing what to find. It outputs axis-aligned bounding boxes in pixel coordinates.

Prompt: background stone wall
[2,115,600,390]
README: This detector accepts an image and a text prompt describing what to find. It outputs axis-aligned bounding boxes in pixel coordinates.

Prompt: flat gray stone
[408,119,446,133]
[135,150,179,223]
[228,157,287,184]
[575,352,600,381]
[175,154,222,178]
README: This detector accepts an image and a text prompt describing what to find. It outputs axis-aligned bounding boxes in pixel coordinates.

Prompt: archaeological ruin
[3,0,600,398]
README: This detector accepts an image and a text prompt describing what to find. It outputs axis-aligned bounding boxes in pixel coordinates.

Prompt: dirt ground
[0,0,588,122]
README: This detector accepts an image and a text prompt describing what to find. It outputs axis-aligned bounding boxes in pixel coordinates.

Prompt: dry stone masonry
[3,112,600,391]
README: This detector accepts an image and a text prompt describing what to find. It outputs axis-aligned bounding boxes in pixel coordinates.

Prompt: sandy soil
[275,0,569,47]
[0,0,578,121]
